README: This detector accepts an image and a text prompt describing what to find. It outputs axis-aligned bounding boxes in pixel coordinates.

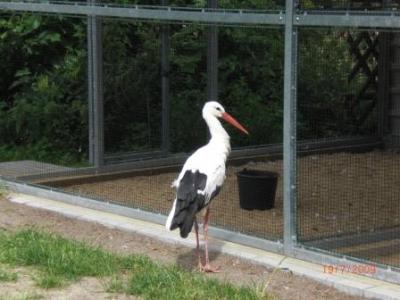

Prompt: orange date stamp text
[323,264,376,275]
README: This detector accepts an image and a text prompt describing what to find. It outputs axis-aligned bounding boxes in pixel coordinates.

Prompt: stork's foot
[199,263,220,273]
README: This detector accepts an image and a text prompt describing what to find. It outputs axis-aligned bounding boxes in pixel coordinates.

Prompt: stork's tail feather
[178,215,195,238]
[165,199,177,231]
[165,198,198,239]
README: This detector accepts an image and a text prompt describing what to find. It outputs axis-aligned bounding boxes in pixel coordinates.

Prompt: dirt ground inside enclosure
[0,196,371,300]
[56,151,400,249]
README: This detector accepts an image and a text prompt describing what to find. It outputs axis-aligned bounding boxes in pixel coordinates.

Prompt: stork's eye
[216,107,222,111]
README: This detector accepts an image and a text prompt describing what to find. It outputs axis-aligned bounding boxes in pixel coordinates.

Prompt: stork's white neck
[204,114,231,156]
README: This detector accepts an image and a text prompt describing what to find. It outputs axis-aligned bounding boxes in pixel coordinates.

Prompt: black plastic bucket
[237,169,278,211]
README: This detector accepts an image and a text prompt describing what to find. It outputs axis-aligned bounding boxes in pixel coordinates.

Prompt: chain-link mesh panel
[103,20,163,156]
[84,24,281,240]
[9,22,284,241]
[297,27,400,268]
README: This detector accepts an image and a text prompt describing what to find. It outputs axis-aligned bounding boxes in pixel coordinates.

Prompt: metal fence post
[283,0,298,255]
[161,0,171,153]
[377,32,390,141]
[207,0,218,101]
[87,0,104,167]
[378,0,391,144]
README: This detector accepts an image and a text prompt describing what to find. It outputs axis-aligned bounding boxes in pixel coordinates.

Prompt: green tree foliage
[0,14,87,165]
[102,21,162,153]
[169,24,208,152]
[218,27,283,147]
[0,9,378,166]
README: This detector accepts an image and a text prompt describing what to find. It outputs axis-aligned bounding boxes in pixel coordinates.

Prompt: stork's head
[202,101,249,135]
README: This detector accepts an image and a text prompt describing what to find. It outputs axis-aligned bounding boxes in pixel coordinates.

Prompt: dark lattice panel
[345,31,379,131]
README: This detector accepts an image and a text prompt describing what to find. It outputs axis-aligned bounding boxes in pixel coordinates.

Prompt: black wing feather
[170,170,207,238]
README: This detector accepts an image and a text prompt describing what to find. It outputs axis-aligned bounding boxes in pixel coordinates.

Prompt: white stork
[165,101,248,272]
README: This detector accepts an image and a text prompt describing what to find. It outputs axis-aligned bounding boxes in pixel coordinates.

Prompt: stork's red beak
[221,112,249,135]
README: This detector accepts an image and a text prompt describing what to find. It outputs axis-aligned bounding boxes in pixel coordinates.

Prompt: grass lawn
[0,229,272,300]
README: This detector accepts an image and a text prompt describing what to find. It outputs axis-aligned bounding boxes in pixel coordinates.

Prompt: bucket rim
[236,169,279,179]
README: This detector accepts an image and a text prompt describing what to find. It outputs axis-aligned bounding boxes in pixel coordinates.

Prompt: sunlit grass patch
[0,229,129,288]
[0,229,270,299]
[0,267,18,282]
[0,291,44,300]
[127,261,265,300]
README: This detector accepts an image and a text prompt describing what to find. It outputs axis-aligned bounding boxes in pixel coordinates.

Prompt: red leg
[194,217,202,270]
[200,208,220,273]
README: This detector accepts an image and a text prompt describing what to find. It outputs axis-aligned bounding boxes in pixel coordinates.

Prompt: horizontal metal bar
[3,179,283,253]
[304,226,400,250]
[296,11,400,28]
[0,1,284,25]
[28,135,381,186]
[16,136,382,182]
[208,226,283,253]
[104,150,166,164]
[2,2,400,28]
[5,179,167,225]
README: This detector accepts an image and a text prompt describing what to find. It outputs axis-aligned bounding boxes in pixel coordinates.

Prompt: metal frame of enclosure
[1,0,400,285]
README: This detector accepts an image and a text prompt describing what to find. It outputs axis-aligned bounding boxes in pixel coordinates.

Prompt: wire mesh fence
[0,14,285,240]
[1,2,400,281]
[103,20,162,155]
[298,28,380,141]
[297,27,400,269]
[72,23,285,241]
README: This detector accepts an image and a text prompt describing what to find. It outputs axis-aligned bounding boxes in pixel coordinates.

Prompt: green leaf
[15,68,31,78]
